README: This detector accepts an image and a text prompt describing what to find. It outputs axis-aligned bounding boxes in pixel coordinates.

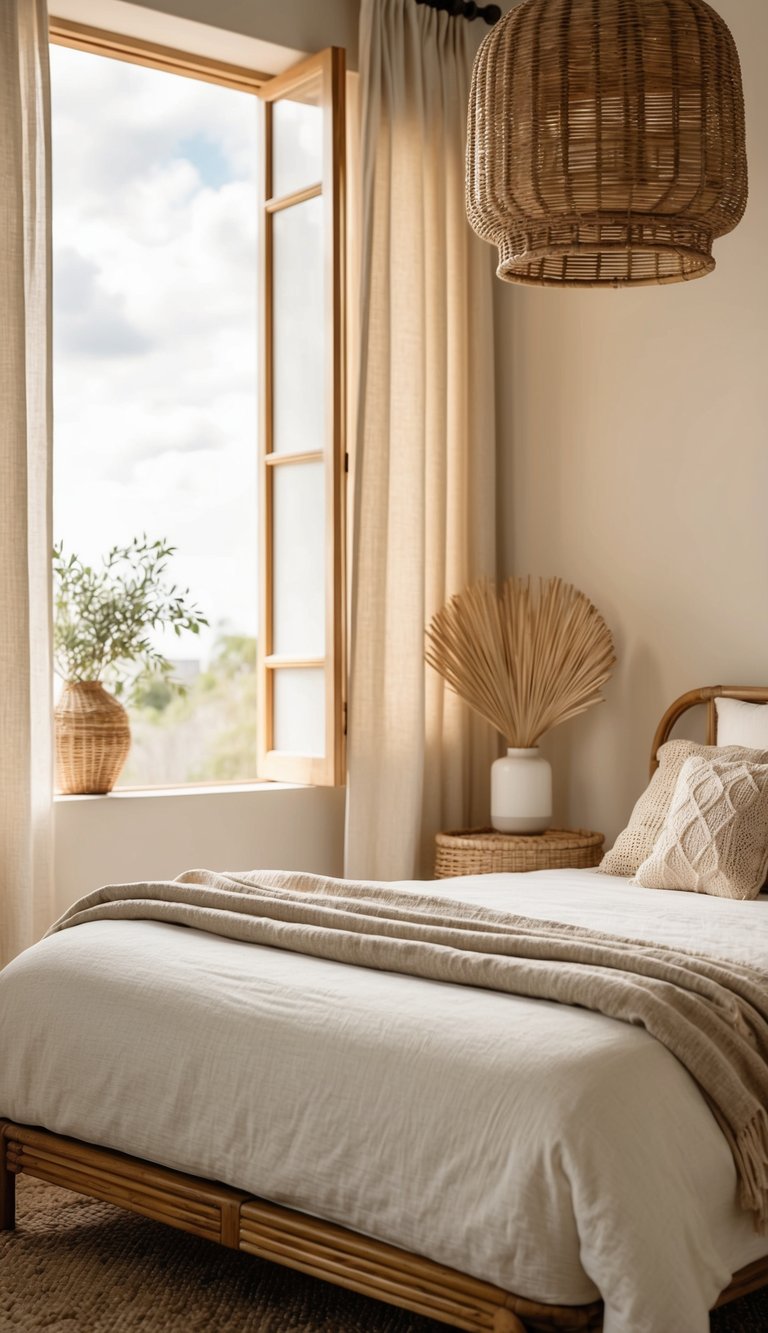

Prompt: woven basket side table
[434,828,604,878]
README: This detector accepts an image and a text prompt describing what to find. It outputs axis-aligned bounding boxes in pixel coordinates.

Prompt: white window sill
[55,782,310,802]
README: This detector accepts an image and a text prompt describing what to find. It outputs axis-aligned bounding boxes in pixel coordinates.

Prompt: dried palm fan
[425,577,616,748]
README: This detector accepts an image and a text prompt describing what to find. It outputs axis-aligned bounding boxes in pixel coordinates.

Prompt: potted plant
[53,537,208,794]
[425,577,616,833]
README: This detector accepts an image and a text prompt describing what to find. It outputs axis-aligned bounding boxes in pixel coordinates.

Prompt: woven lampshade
[466,0,748,286]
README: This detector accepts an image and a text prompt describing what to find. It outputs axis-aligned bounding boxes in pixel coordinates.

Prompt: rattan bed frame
[4,685,768,1332]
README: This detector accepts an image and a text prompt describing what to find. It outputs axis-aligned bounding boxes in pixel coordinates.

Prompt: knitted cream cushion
[599,739,768,878]
[634,756,768,899]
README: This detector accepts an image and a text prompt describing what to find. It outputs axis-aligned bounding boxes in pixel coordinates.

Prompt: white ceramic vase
[491,747,552,834]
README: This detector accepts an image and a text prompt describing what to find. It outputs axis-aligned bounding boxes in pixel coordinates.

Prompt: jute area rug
[1,1176,766,1332]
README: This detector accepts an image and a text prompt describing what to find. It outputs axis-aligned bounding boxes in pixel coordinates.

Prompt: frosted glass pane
[274,668,325,755]
[272,91,322,199]
[272,461,325,657]
[272,197,324,455]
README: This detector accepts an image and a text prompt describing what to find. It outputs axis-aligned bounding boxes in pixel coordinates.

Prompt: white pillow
[716,697,768,751]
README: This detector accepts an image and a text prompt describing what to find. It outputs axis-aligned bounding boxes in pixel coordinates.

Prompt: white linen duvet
[2,868,768,1333]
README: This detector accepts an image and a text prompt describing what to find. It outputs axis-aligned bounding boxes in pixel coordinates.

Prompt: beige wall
[494,0,768,844]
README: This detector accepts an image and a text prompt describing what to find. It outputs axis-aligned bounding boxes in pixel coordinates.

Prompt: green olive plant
[53,537,208,703]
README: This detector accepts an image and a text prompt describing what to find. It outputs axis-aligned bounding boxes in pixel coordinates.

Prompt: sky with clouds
[50,44,260,661]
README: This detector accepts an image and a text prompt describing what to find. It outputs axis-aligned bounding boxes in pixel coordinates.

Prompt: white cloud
[55,246,153,357]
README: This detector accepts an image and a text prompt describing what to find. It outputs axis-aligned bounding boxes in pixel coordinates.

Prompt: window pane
[272,461,325,657]
[272,85,323,199]
[273,668,325,755]
[272,196,324,454]
[51,45,259,787]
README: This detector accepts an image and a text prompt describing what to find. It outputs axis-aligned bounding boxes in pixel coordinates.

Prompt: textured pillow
[599,739,768,878]
[633,756,768,899]
[716,697,768,751]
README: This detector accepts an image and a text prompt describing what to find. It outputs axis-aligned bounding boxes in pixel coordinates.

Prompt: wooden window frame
[48,20,348,791]
[49,17,268,93]
[257,48,347,787]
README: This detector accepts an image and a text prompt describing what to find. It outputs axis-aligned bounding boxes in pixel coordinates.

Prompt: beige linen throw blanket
[49,868,768,1231]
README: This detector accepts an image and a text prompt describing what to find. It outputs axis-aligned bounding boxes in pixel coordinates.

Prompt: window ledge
[55,782,310,802]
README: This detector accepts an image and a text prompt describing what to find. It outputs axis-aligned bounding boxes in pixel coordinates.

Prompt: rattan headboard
[649,687,768,776]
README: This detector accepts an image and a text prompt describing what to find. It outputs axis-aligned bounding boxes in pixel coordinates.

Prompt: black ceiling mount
[414,0,502,25]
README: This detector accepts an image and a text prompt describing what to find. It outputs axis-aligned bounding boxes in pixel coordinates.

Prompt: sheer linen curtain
[346,0,497,881]
[0,0,54,967]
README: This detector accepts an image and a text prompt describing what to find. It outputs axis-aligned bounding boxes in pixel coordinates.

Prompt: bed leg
[0,1128,16,1231]
[494,1307,526,1333]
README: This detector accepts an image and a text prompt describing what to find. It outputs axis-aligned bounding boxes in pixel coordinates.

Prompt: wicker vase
[54,682,131,795]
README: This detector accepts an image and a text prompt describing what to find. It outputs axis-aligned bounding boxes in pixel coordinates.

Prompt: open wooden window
[48,20,346,790]
[257,49,346,786]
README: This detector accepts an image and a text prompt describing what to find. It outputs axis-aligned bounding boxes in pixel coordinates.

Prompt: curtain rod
[414,0,502,24]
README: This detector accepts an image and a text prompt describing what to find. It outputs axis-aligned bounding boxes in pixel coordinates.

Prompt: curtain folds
[346,0,497,881]
[0,0,54,966]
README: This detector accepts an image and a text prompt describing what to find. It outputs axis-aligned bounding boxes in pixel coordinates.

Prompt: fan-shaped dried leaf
[425,577,616,746]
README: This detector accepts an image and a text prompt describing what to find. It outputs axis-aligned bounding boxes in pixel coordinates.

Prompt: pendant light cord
[414,0,502,24]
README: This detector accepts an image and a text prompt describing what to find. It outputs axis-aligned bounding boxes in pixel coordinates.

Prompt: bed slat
[1,1122,247,1248]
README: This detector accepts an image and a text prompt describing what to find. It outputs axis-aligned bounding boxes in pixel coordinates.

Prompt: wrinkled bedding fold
[49,866,768,1231]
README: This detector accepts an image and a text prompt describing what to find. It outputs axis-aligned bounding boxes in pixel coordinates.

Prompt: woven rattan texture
[54,682,131,795]
[434,827,604,877]
[466,0,748,286]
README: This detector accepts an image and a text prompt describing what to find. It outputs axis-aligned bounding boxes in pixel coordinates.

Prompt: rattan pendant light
[466,0,748,286]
